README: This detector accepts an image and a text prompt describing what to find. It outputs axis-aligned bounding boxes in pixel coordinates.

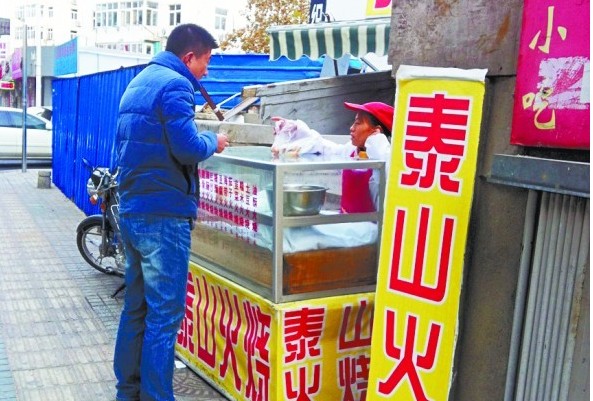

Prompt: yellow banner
[367,66,487,401]
[176,262,375,400]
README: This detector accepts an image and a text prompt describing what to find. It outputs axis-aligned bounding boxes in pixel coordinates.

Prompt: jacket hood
[149,51,200,90]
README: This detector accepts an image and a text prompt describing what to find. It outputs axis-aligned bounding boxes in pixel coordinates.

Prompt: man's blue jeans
[114,215,191,401]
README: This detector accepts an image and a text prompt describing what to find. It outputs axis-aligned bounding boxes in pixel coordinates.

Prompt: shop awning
[268,17,391,61]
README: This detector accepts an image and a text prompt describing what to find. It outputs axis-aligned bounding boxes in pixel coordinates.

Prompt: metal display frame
[192,146,386,303]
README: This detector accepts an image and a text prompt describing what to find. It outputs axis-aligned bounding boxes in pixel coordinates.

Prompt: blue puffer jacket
[115,51,218,219]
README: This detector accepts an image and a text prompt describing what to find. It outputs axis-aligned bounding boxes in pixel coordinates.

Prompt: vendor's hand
[271,144,302,158]
[216,133,229,153]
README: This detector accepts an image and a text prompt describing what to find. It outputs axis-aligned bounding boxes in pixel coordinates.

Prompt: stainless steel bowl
[265,184,327,216]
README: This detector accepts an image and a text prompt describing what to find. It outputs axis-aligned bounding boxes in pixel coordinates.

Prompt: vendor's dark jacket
[115,51,218,219]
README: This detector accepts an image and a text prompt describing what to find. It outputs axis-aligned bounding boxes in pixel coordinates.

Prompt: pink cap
[344,101,394,131]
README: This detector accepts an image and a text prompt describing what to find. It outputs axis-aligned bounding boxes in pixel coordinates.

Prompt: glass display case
[191,146,386,303]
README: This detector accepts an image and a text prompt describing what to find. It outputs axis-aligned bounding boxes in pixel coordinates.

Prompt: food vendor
[271,101,394,213]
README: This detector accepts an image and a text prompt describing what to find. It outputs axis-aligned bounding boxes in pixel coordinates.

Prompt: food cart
[175,145,386,400]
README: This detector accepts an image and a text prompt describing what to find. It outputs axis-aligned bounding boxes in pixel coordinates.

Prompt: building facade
[0,0,246,107]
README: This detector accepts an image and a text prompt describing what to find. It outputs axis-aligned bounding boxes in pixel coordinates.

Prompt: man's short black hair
[165,24,219,57]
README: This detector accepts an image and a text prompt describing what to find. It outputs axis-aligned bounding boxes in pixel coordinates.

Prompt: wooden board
[191,224,377,296]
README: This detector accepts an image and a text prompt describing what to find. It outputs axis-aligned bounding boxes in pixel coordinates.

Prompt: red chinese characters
[285,365,321,401]
[374,89,473,398]
[284,307,325,363]
[399,93,471,194]
[179,271,272,400]
[196,275,217,368]
[378,310,442,400]
[218,287,242,391]
[338,299,373,401]
[244,301,272,401]
[376,205,454,397]
[339,355,371,401]
[198,169,259,244]
[283,307,326,400]
[389,206,455,303]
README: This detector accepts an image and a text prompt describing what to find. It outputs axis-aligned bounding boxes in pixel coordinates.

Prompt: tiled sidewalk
[0,337,17,401]
[0,169,226,401]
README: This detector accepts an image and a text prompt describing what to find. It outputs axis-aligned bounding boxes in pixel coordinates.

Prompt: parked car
[0,107,52,160]
[27,106,53,122]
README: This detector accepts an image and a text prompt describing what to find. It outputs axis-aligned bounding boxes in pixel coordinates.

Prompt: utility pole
[35,31,41,107]
[21,23,28,173]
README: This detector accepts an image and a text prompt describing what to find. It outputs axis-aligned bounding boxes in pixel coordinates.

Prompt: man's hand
[216,133,229,153]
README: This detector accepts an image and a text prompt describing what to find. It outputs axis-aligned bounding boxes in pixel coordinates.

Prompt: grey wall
[454,76,529,401]
[387,1,528,400]
[247,71,395,136]
[389,0,523,75]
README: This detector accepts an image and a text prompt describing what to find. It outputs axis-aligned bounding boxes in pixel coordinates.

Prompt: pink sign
[511,0,590,149]
[11,48,22,80]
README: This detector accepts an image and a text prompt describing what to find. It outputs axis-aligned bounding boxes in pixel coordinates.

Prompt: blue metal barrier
[52,55,322,215]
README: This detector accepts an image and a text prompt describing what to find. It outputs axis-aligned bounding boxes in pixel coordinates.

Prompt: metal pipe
[537,194,567,400]
[21,23,28,173]
[556,197,588,400]
[524,193,554,401]
[196,81,224,121]
[530,193,561,400]
[504,189,538,401]
[547,195,577,400]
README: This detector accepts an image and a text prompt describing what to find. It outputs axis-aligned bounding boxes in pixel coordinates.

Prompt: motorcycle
[76,158,125,278]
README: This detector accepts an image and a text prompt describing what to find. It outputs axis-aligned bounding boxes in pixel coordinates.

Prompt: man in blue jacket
[113,24,228,401]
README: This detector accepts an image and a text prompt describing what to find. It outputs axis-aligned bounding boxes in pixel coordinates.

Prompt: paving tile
[0,170,227,401]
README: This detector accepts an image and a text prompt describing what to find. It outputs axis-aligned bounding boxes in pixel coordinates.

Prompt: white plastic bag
[271,118,323,156]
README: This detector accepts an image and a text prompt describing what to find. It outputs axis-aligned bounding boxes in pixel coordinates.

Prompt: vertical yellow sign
[366,0,392,17]
[367,65,487,401]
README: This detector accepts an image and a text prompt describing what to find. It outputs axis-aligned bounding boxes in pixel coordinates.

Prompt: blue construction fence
[52,54,323,216]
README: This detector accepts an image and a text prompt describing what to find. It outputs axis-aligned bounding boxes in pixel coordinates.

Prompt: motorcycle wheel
[76,216,125,277]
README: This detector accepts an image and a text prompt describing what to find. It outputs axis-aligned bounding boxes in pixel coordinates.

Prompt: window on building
[94,1,157,28]
[71,8,78,21]
[147,2,158,26]
[215,8,227,30]
[47,28,53,41]
[123,10,131,25]
[70,31,76,39]
[146,9,155,26]
[26,5,36,18]
[169,4,181,26]
[133,9,142,25]
[48,7,53,18]
[94,2,119,27]
[108,3,118,26]
[121,5,131,26]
